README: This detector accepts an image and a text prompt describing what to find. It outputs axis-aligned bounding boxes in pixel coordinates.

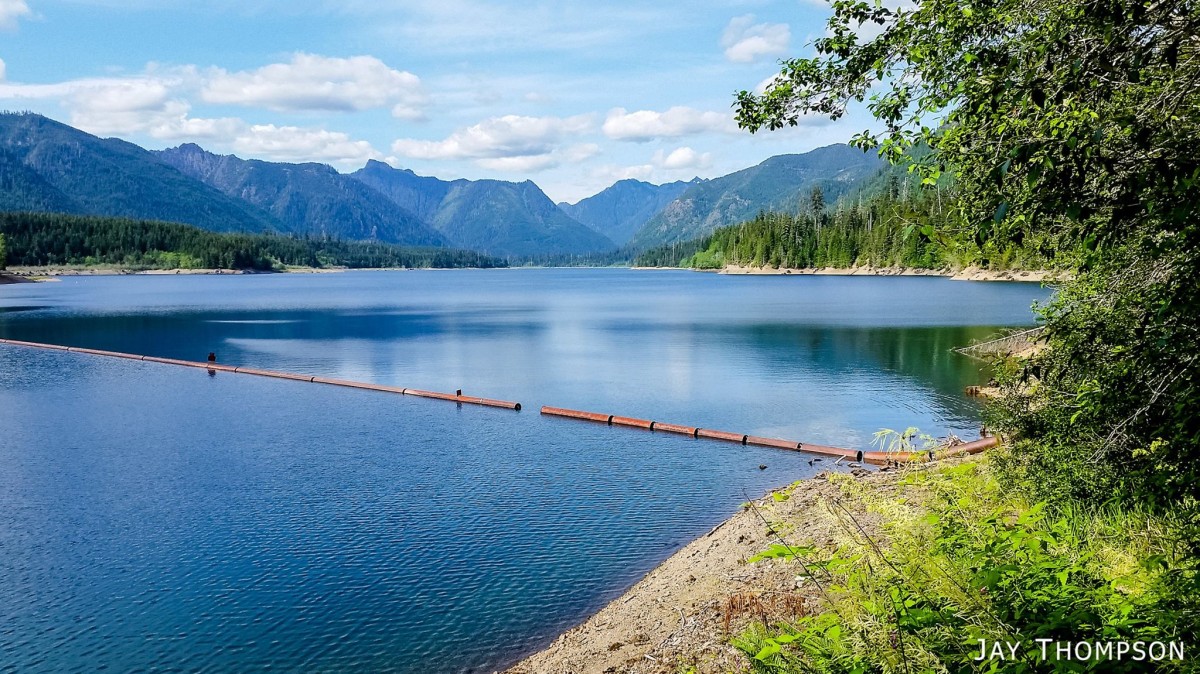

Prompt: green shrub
[735,462,1192,673]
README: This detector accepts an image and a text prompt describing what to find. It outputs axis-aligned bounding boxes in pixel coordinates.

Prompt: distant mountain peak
[154,143,444,246]
[0,112,281,233]
[351,161,615,257]
[626,144,885,250]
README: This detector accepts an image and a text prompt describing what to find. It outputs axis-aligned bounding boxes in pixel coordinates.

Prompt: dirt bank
[3,266,271,277]
[0,272,36,284]
[719,264,1068,282]
[505,465,912,674]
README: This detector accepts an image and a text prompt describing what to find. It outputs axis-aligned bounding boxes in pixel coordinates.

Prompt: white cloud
[472,141,599,172]
[0,73,234,139]
[0,0,31,30]
[202,53,426,118]
[231,124,382,165]
[0,67,384,168]
[754,73,783,95]
[392,114,592,161]
[721,15,790,64]
[0,58,6,81]
[474,154,561,173]
[655,146,711,171]
[591,163,656,184]
[602,106,736,142]
[588,145,713,192]
[368,1,675,56]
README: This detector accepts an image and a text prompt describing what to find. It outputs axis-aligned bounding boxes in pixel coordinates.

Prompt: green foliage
[734,0,1200,563]
[729,0,1200,670]
[632,237,714,268]
[682,248,725,270]
[987,243,1200,515]
[636,168,1070,271]
[871,427,938,455]
[0,232,6,270]
[734,463,1192,673]
[0,212,505,270]
[735,0,1200,257]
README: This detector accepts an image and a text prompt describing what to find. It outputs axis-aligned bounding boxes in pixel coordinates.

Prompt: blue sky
[0,0,874,202]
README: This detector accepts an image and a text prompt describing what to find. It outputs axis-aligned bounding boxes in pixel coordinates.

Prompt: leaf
[993,202,1010,223]
[755,641,782,660]
[748,544,816,563]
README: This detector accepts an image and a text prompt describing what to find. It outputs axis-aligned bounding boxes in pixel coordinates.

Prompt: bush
[734,462,1193,673]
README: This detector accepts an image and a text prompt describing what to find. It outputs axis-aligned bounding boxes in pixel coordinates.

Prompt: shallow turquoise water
[0,269,1051,672]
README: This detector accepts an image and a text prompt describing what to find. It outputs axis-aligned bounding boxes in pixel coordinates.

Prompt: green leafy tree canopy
[736,0,1200,255]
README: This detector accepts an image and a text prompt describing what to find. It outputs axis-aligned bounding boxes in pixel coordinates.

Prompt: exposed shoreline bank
[722,264,1068,282]
[504,464,905,674]
[6,265,1068,283]
[3,266,289,278]
[633,264,1070,283]
[0,266,517,278]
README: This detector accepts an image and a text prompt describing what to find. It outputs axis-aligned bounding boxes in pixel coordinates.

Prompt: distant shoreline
[0,266,495,278]
[3,265,1071,283]
[634,264,1070,283]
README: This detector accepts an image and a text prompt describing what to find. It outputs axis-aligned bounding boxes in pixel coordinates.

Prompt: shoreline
[720,264,1067,282]
[0,266,482,277]
[4,266,286,278]
[633,264,1069,283]
[504,464,903,674]
[5,265,1069,283]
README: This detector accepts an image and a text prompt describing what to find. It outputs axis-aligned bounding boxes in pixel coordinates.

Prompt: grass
[732,458,1190,673]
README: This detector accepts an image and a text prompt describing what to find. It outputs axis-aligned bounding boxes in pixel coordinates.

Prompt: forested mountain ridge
[0,212,503,271]
[627,145,885,250]
[155,145,446,246]
[351,160,615,258]
[634,167,1067,272]
[559,178,698,246]
[0,113,281,233]
[0,113,898,260]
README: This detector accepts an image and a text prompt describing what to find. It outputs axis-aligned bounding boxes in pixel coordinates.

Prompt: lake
[0,269,1051,672]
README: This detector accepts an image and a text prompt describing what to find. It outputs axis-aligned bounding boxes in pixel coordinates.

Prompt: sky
[0,0,875,203]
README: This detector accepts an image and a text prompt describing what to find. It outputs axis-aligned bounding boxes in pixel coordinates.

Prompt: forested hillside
[627,144,885,249]
[155,145,445,246]
[636,170,1067,271]
[0,113,282,233]
[0,213,503,271]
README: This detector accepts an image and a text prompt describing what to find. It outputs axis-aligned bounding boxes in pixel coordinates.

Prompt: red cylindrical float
[696,428,747,444]
[540,407,613,423]
[611,415,654,429]
[745,435,801,451]
[801,443,864,462]
[3,339,68,350]
[314,376,407,394]
[236,367,317,382]
[141,355,210,369]
[67,347,146,360]
[653,422,698,437]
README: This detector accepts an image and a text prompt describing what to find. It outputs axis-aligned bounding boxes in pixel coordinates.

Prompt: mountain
[559,178,698,246]
[0,113,280,232]
[352,160,615,257]
[628,145,886,250]
[155,144,445,246]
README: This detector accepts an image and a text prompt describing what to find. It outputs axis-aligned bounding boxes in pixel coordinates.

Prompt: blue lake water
[0,269,1051,672]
